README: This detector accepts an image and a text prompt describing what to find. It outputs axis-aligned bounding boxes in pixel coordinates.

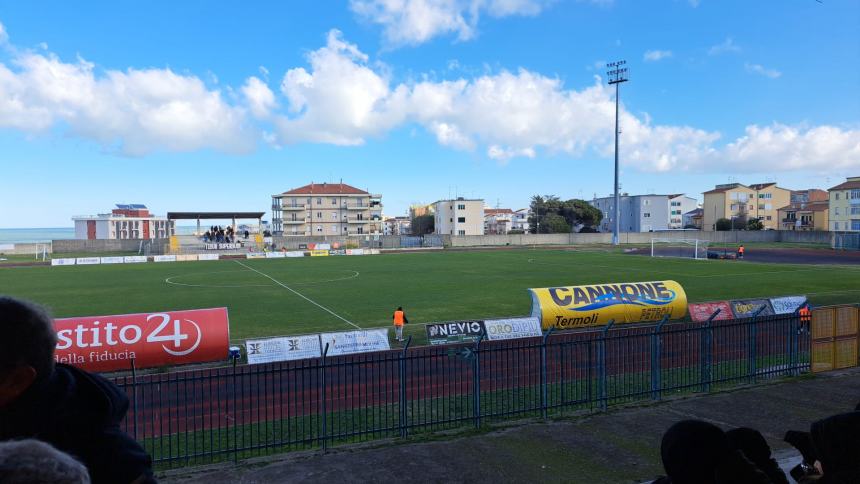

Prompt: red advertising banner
[54,307,230,372]
[688,301,734,322]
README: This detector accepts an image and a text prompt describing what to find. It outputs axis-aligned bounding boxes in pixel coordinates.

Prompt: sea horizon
[0,226,199,244]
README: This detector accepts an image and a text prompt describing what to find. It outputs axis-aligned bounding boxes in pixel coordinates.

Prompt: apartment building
[828,176,860,232]
[484,208,514,234]
[383,216,411,235]
[512,208,530,233]
[683,208,704,230]
[73,204,173,240]
[777,201,829,231]
[590,194,696,232]
[702,182,791,231]
[271,182,383,236]
[434,198,484,235]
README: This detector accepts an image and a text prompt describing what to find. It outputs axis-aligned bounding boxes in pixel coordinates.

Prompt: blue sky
[0,0,858,228]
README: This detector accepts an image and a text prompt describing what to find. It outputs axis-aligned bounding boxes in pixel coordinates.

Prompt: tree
[560,199,603,230]
[528,195,560,233]
[747,218,764,231]
[715,218,732,231]
[411,214,434,235]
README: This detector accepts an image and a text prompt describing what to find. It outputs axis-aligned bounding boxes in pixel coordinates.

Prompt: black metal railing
[111,312,808,469]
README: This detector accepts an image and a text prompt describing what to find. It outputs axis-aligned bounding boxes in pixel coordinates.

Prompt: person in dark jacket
[806,412,860,484]
[0,439,91,483]
[726,427,788,484]
[0,296,154,484]
[653,420,771,484]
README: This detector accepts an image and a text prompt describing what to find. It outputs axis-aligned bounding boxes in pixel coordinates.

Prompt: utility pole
[607,60,629,246]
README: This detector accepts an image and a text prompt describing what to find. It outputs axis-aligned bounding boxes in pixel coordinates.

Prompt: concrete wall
[0,243,50,255]
[447,230,832,247]
[52,239,169,254]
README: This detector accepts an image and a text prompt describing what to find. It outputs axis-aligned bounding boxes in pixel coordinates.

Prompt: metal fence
[110,312,809,469]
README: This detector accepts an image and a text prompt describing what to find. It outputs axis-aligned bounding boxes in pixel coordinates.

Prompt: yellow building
[702,182,791,231]
[777,201,829,231]
[827,176,860,232]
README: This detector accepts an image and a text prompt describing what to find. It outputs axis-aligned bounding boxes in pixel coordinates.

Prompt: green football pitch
[1,248,859,343]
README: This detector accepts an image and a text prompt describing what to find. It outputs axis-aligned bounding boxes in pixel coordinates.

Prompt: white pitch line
[233,260,360,329]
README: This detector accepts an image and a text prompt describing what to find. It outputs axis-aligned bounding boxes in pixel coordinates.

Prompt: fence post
[231,356,238,463]
[701,309,719,393]
[130,358,138,441]
[320,343,329,453]
[599,320,614,411]
[651,316,669,400]
[399,336,412,438]
[541,327,554,419]
[748,305,766,383]
[473,332,484,428]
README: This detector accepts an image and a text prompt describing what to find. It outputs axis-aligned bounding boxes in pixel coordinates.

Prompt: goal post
[650,238,709,260]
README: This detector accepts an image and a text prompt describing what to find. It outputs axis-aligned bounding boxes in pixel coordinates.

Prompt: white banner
[320,329,390,356]
[0,243,14,250]
[123,256,148,263]
[285,251,305,258]
[51,258,77,266]
[769,296,808,315]
[154,255,176,262]
[369,249,380,255]
[75,257,101,265]
[176,254,198,262]
[347,248,365,256]
[484,317,543,341]
[100,256,125,264]
[197,254,220,261]
[246,335,322,364]
[246,252,266,259]
[316,243,331,250]
[266,252,286,258]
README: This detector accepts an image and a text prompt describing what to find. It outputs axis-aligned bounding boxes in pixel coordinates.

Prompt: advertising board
[54,307,230,372]
[729,299,775,318]
[176,254,198,262]
[197,254,220,261]
[310,250,329,257]
[246,253,266,259]
[329,249,346,256]
[266,252,286,258]
[100,257,125,264]
[530,280,688,330]
[426,320,485,345]
[769,296,808,315]
[123,256,148,263]
[246,334,321,364]
[285,251,305,257]
[76,257,101,265]
[154,255,176,262]
[51,258,77,266]
[484,317,542,341]
[319,329,390,356]
[688,301,734,322]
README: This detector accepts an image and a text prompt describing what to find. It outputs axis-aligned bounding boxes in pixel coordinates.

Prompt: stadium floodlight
[606,60,629,246]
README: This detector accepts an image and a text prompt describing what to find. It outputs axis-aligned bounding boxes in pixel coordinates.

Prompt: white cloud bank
[0,22,857,173]
[745,62,782,79]
[349,0,554,46]
[643,49,673,62]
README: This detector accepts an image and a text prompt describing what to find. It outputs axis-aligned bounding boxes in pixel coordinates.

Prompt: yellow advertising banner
[529,280,687,330]
[310,249,330,257]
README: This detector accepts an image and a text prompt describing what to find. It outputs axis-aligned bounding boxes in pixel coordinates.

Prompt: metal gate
[833,233,860,250]
[811,304,859,372]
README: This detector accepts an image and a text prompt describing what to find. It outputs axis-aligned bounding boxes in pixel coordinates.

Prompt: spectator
[726,428,788,484]
[653,420,770,484]
[807,412,860,483]
[0,296,155,484]
[0,439,90,484]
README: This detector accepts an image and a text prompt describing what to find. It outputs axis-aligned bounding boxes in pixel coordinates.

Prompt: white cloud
[688,0,700,7]
[349,0,553,46]
[745,62,781,79]
[643,49,673,62]
[242,76,277,119]
[708,37,740,56]
[0,21,7,45]
[0,29,256,155]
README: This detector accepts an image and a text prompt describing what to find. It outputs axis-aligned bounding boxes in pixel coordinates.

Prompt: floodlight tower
[607,60,628,246]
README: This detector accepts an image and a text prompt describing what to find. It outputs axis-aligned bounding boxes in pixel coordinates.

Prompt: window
[450,218,453,223]
[331,198,337,205]
[766,216,772,221]
[643,213,651,218]
[290,213,297,221]
[316,226,322,233]
[834,222,840,230]
[357,227,364,234]
[457,204,465,210]
[765,204,772,210]
[835,207,841,216]
[836,193,840,200]
[317,198,322,205]
[458,230,466,235]
[852,206,860,215]
[852,189,860,200]
[357,213,363,220]
[853,220,860,231]
[758,193,772,199]
[332,213,338,219]
[758,204,765,210]
[457,217,466,223]
[644,200,650,206]
[331,226,337,233]
[317,212,322,219]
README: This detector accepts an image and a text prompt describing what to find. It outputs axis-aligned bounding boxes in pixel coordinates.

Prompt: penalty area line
[233,260,360,329]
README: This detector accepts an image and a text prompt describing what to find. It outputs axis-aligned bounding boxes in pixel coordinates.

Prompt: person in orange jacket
[737,244,745,259]
[393,306,408,342]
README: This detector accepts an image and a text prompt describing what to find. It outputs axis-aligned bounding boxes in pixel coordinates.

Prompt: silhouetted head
[661,420,731,484]
[0,296,57,408]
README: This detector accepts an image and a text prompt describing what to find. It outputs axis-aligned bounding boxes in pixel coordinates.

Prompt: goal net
[650,238,709,260]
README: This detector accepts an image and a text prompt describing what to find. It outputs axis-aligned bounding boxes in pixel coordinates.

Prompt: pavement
[161,368,860,484]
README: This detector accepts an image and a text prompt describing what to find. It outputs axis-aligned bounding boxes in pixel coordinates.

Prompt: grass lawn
[1,248,858,344]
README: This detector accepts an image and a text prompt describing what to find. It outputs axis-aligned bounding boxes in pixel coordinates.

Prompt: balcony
[346,218,368,224]
[344,204,368,210]
[280,204,306,210]
[283,219,306,225]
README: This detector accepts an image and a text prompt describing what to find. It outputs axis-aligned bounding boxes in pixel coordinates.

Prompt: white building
[590,194,698,232]
[512,208,530,233]
[434,198,485,235]
[384,217,411,235]
[73,204,174,240]
[484,209,514,234]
